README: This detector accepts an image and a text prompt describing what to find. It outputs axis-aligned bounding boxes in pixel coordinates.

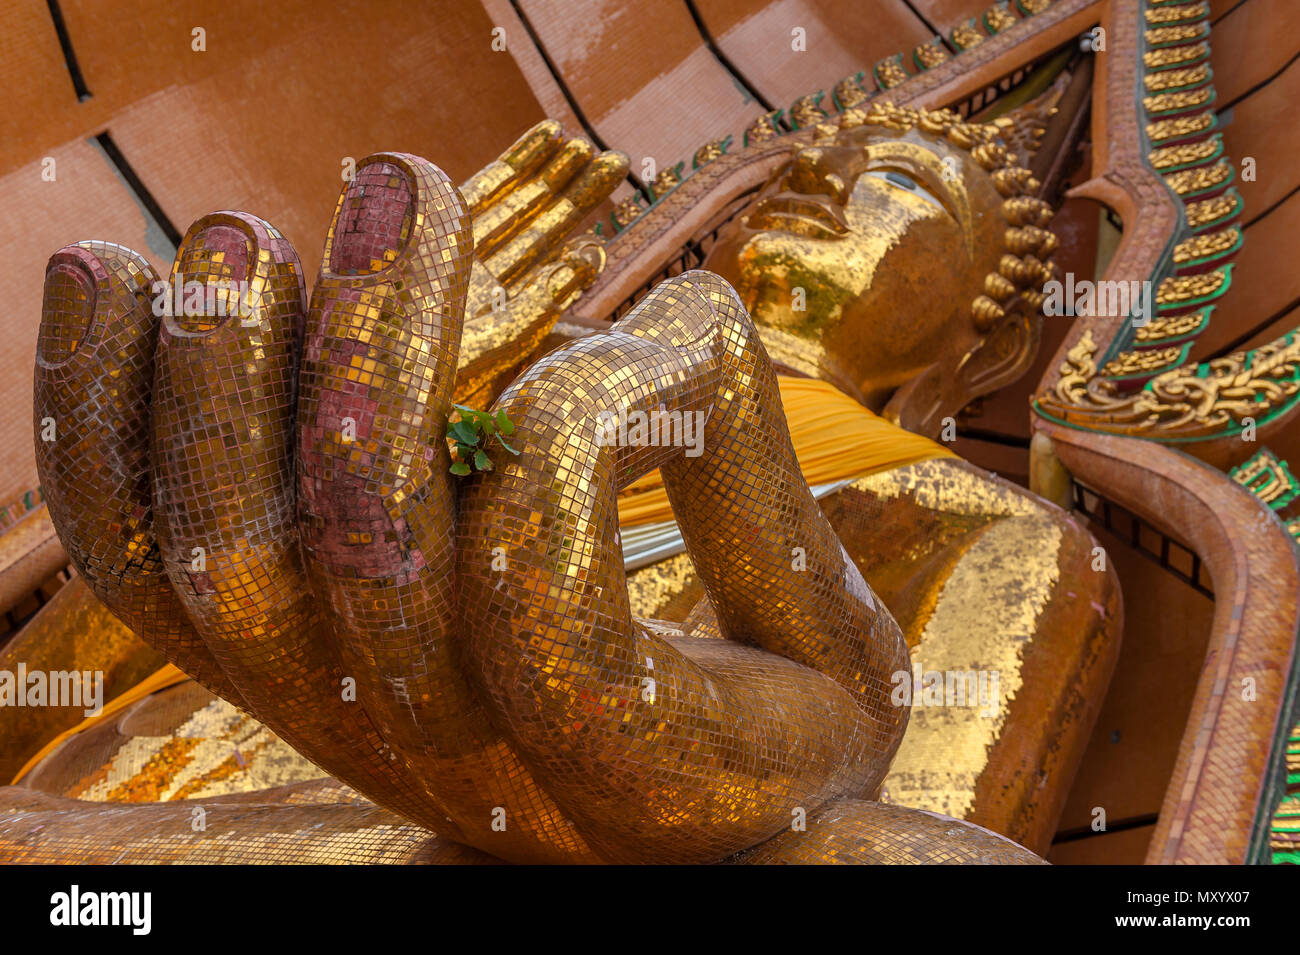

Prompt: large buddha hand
[33,142,909,863]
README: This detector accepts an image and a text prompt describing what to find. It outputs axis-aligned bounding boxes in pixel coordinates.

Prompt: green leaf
[450,421,479,445]
[473,449,492,471]
[496,411,515,435]
[449,461,471,476]
[496,435,519,455]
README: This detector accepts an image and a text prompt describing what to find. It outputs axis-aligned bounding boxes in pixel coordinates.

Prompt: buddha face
[704,122,1014,411]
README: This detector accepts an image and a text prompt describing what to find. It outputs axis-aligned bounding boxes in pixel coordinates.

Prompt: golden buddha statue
[703,102,1055,425]
[0,106,1116,865]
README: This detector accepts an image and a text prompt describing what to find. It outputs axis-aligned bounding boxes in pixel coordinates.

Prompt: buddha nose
[786,145,863,204]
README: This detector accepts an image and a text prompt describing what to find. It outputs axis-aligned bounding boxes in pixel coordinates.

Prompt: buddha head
[703,102,1058,431]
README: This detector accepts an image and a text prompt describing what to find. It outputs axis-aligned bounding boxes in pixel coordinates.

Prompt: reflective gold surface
[21,681,322,802]
[0,576,162,785]
[858,477,1057,816]
[626,457,1121,852]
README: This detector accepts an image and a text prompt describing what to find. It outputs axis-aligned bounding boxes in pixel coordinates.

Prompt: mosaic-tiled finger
[298,154,593,862]
[149,212,432,824]
[457,119,565,216]
[479,150,628,288]
[660,271,911,781]
[457,274,884,863]
[33,242,243,704]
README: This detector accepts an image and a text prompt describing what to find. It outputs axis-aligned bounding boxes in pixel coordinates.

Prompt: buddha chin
[704,122,1016,413]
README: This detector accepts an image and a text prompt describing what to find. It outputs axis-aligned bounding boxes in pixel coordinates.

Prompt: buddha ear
[883,303,1041,440]
[955,301,1041,404]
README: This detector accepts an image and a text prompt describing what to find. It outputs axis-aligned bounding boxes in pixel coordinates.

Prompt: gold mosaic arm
[0,786,1042,864]
[455,271,909,863]
[0,785,500,865]
[661,273,909,739]
[733,799,1044,864]
[455,120,628,406]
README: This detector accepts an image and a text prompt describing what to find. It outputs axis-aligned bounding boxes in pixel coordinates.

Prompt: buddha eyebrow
[861,144,969,233]
[863,164,955,222]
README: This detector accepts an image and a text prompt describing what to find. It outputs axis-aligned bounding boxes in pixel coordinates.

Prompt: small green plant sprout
[447,404,518,476]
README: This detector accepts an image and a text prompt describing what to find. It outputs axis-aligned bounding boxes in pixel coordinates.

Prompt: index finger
[458,119,565,216]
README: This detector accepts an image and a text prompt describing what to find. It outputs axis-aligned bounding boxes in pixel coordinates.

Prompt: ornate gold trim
[1034,0,1249,433]
[1040,331,1300,440]
[1145,2,1207,25]
[1100,345,1183,378]
[1232,449,1300,509]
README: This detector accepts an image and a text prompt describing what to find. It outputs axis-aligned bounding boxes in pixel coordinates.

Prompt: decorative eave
[1033,0,1261,441]
[1024,0,1300,869]
[1232,448,1300,864]
[1232,449,1300,529]
[599,0,1071,239]
[1040,327,1300,442]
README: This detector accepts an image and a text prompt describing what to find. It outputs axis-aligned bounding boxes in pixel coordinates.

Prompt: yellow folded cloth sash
[617,374,956,527]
